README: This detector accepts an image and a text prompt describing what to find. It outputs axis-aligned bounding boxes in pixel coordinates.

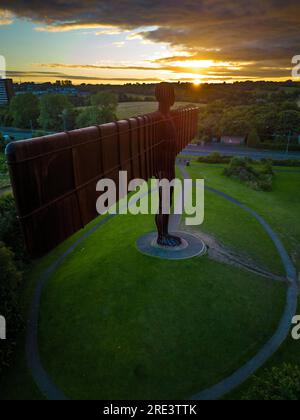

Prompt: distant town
[0,79,300,150]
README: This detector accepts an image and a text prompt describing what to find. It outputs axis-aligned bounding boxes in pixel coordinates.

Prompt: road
[0,127,35,141]
[182,144,300,160]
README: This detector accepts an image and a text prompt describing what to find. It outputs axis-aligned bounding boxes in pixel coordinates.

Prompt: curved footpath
[179,165,298,400]
[26,167,298,400]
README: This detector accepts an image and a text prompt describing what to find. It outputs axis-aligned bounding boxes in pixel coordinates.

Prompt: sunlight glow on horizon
[0,14,293,85]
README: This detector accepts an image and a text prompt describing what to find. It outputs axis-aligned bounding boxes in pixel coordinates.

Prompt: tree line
[0,91,118,132]
[198,99,300,147]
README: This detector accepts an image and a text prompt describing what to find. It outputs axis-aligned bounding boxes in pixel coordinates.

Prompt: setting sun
[193,79,201,86]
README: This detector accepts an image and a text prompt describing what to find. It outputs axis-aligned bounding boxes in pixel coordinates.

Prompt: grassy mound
[38,212,285,400]
[224,158,274,191]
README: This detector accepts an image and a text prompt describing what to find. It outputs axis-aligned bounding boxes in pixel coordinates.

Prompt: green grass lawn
[77,101,201,121]
[38,212,285,400]
[1,162,296,400]
[187,162,300,272]
[226,298,300,400]
[185,162,300,399]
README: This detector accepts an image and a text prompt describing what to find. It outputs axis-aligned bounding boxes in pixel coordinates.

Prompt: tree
[275,110,300,136]
[90,91,117,122]
[0,106,12,127]
[0,242,23,375]
[247,128,261,148]
[76,92,118,128]
[38,94,74,131]
[9,93,40,129]
[218,106,252,137]
[90,91,118,109]
[0,133,5,153]
[76,106,104,128]
[61,107,77,131]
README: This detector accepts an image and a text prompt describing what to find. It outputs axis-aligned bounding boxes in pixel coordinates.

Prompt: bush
[243,364,300,400]
[0,153,8,174]
[224,157,274,191]
[0,194,28,267]
[197,152,232,164]
[0,133,6,154]
[271,159,300,167]
[247,128,261,148]
[0,243,23,375]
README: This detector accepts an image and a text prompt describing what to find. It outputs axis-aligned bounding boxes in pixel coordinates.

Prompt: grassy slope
[187,165,284,275]
[185,162,300,400]
[1,164,295,400]
[37,210,284,400]
[77,102,200,120]
[118,102,201,120]
[188,163,300,272]
[0,215,107,400]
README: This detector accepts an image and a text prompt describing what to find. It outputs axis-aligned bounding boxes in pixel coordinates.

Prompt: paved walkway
[26,168,298,400]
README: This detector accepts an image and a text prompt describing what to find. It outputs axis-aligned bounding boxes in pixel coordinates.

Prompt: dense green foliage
[242,364,300,400]
[9,93,40,129]
[198,100,300,146]
[0,153,9,188]
[0,194,28,267]
[192,153,300,167]
[0,243,23,376]
[224,157,274,191]
[197,152,231,164]
[247,128,261,148]
[0,153,7,171]
[38,94,75,131]
[76,92,118,128]
[0,133,6,154]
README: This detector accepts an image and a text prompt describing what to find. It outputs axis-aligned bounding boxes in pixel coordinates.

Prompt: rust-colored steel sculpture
[6,83,198,257]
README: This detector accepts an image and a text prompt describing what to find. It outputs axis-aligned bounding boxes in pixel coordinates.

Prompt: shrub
[0,153,8,174]
[0,243,23,375]
[0,194,28,267]
[197,152,232,164]
[0,133,6,154]
[224,157,274,191]
[243,364,300,400]
[271,159,300,167]
[247,128,261,148]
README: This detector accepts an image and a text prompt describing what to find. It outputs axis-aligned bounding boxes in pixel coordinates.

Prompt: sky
[0,0,299,85]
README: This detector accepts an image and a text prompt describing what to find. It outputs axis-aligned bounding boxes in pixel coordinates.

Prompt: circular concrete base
[136,231,207,260]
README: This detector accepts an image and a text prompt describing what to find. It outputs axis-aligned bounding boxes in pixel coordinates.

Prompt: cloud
[38,61,291,79]
[7,70,161,82]
[2,1,300,79]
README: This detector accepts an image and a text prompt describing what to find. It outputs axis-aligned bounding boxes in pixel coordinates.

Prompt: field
[116,101,201,119]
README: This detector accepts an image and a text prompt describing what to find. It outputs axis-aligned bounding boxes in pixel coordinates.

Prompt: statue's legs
[155,185,182,247]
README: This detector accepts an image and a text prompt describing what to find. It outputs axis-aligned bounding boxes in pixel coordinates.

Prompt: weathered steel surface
[6,96,198,257]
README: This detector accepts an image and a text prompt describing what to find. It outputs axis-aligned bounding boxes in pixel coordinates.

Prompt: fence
[6,107,198,257]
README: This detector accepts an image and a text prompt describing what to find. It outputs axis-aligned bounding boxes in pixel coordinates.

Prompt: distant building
[220,136,246,146]
[0,79,15,106]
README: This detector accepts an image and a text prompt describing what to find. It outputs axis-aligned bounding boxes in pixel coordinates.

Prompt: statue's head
[155,82,175,112]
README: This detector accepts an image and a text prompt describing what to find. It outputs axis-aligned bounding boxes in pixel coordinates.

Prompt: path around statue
[26,167,298,400]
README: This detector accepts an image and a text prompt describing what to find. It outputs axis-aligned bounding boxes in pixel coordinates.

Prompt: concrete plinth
[136,231,207,260]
